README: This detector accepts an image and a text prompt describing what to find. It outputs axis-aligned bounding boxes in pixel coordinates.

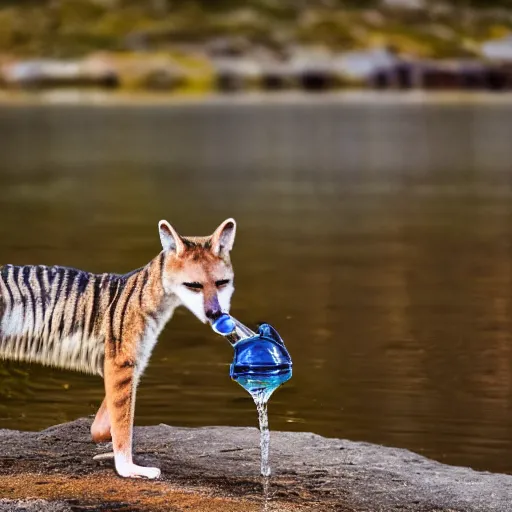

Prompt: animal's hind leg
[91,396,111,443]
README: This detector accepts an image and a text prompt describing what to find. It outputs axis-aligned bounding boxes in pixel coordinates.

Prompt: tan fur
[0,218,237,479]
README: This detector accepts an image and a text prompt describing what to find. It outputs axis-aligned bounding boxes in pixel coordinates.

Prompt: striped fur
[0,218,237,479]
[0,262,163,376]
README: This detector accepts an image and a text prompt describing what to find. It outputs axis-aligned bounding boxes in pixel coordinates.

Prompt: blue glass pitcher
[211,314,293,401]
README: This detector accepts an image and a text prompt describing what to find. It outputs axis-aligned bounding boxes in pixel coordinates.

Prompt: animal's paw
[93,451,114,461]
[116,463,161,479]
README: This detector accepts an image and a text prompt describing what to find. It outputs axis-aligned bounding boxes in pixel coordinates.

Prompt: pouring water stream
[211,315,293,477]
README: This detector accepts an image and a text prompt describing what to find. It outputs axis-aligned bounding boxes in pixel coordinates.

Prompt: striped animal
[0,219,237,479]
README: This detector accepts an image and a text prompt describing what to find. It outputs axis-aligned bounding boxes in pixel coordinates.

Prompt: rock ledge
[0,418,511,511]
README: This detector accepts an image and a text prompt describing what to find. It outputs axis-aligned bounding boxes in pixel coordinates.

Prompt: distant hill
[0,0,511,58]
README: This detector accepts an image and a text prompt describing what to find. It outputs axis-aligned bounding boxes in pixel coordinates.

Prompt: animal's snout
[205,292,222,323]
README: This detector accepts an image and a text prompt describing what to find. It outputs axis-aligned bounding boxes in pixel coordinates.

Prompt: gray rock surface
[0,418,511,511]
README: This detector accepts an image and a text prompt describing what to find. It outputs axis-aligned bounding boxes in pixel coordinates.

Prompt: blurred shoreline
[2,2,512,94]
[2,89,512,106]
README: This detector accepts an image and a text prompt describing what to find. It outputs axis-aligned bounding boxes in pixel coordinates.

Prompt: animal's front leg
[104,347,161,479]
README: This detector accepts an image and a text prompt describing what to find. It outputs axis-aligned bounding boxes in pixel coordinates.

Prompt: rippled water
[1,96,512,474]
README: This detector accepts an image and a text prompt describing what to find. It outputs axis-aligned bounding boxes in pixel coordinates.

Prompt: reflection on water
[1,99,512,474]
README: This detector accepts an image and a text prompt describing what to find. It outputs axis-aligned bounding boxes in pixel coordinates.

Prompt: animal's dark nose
[206,309,222,322]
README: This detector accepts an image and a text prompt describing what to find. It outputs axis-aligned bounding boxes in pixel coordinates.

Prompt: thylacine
[0,218,237,479]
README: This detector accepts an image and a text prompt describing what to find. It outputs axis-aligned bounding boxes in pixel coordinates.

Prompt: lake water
[1,94,512,474]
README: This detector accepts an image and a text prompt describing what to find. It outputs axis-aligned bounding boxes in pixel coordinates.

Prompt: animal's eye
[183,282,203,292]
[215,279,230,288]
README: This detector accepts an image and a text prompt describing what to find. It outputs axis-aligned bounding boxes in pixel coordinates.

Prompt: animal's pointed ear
[158,220,185,255]
[211,218,236,256]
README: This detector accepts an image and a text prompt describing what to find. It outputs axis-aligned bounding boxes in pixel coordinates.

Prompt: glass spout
[211,314,256,345]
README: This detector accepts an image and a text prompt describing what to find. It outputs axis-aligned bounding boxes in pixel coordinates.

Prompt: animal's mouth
[206,310,223,323]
